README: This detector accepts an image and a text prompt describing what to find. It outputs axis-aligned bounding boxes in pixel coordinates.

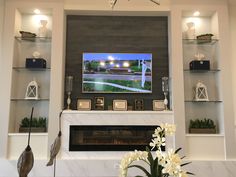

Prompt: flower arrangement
[119,124,193,177]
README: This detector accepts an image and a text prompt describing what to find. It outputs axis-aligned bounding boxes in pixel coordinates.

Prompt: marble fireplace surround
[61,110,175,159]
[0,111,236,177]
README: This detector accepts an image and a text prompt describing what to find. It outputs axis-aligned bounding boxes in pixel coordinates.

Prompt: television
[82,53,152,93]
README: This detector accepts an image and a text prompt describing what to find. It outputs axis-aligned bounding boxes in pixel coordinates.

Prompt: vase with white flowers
[119,124,194,177]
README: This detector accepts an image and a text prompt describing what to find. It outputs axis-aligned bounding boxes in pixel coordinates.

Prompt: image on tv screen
[82,53,152,93]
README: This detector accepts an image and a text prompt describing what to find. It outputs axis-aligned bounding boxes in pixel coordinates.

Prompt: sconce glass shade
[66,76,73,93]
[162,77,169,93]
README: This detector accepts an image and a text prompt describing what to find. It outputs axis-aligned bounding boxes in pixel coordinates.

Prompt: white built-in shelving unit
[0,0,64,159]
[0,0,235,165]
[180,8,236,160]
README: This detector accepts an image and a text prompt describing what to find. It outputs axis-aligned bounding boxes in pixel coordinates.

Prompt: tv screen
[82,53,152,93]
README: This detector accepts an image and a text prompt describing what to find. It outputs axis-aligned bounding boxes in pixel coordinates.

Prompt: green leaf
[181,162,192,166]
[150,158,158,177]
[128,165,151,177]
[187,171,195,175]
[146,147,154,165]
[175,147,182,154]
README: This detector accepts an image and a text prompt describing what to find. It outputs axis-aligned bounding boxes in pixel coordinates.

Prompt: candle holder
[65,76,73,110]
[162,77,169,110]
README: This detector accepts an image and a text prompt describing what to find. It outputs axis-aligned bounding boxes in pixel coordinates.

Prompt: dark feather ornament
[17,107,34,177]
[46,111,63,167]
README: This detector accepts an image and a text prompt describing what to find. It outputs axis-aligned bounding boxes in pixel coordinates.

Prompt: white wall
[0,0,5,157]
[64,0,171,11]
[229,5,236,132]
[0,0,4,62]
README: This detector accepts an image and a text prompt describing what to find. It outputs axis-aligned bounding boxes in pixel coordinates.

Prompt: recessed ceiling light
[34,9,40,14]
[193,11,200,16]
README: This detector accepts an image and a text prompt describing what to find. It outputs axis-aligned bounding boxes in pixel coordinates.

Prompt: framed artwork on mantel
[113,100,127,111]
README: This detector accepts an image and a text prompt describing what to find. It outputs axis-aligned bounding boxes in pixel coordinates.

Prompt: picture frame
[113,100,127,111]
[153,100,165,111]
[94,97,104,110]
[134,99,144,110]
[77,99,91,110]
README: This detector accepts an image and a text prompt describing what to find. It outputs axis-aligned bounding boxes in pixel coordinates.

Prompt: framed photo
[94,97,104,110]
[153,100,165,111]
[77,99,91,110]
[113,100,127,111]
[134,99,144,110]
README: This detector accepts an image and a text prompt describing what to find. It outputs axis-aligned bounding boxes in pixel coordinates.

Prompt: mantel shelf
[62,110,174,115]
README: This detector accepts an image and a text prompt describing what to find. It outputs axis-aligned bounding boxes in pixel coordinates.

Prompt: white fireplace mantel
[61,110,175,159]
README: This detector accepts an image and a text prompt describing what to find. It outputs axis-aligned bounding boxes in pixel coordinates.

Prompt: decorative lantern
[194,81,209,101]
[25,80,39,100]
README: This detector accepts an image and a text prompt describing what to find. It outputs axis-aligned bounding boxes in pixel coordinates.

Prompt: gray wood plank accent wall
[65,15,169,110]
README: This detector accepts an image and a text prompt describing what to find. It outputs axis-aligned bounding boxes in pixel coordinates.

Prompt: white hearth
[61,110,175,159]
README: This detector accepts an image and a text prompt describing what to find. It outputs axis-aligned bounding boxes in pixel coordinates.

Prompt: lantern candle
[162,77,169,110]
[66,76,73,110]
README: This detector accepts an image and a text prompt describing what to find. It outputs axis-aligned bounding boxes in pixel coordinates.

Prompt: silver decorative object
[65,76,73,110]
[17,107,34,177]
[162,77,169,110]
[108,0,160,9]
[109,0,117,8]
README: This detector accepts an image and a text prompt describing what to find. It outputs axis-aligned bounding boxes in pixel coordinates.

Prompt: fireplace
[61,111,174,157]
[69,125,158,151]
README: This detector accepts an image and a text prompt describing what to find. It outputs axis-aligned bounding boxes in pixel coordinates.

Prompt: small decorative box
[25,58,46,68]
[189,60,210,70]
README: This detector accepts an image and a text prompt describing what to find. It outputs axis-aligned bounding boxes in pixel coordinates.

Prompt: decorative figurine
[17,107,34,177]
[32,51,41,58]
[162,77,169,110]
[25,80,39,100]
[65,76,73,110]
[38,20,49,38]
[185,22,196,39]
[194,81,209,101]
[194,53,205,61]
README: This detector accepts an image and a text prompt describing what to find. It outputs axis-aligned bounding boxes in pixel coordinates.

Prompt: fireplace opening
[69,125,162,151]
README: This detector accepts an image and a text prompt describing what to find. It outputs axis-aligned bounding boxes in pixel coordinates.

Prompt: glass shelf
[184,69,220,73]
[185,100,222,103]
[11,98,49,101]
[182,39,218,45]
[13,67,51,71]
[15,36,51,43]
[185,133,224,137]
